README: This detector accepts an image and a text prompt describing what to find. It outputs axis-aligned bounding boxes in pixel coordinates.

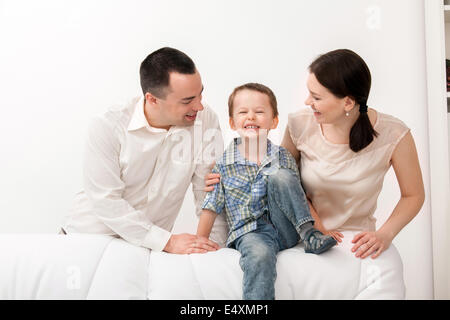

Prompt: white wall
[0,0,433,299]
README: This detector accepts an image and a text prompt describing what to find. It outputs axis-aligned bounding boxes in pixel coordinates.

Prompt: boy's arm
[197,209,219,238]
[191,108,227,247]
[197,161,227,247]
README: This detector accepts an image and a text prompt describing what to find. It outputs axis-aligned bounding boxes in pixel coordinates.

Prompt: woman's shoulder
[287,108,316,143]
[374,109,410,145]
[376,110,409,132]
[377,110,408,127]
[288,108,314,121]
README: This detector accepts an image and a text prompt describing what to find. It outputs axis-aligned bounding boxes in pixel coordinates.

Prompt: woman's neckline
[318,108,380,147]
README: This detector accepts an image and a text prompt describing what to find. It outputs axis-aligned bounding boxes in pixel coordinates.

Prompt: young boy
[197,83,336,300]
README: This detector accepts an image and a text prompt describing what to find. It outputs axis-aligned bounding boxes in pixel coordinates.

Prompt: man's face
[153,70,204,128]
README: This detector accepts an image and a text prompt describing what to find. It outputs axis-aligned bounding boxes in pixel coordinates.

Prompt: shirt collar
[127,96,179,134]
[224,137,277,166]
[128,96,148,131]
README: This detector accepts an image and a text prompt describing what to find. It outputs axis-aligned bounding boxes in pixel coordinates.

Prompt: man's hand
[163,233,220,254]
[204,173,220,192]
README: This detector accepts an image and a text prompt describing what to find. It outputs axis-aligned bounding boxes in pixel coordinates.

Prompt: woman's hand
[323,230,344,243]
[351,230,393,259]
[312,219,344,243]
[204,173,221,192]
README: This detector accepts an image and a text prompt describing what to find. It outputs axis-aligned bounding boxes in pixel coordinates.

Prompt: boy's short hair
[228,83,278,118]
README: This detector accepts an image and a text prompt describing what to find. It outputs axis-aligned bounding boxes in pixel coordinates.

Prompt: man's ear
[145,92,158,106]
[271,116,279,130]
[229,117,236,131]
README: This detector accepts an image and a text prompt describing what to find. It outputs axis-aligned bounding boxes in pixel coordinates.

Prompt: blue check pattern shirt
[202,138,301,247]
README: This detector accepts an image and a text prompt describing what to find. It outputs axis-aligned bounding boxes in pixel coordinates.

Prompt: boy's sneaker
[303,228,337,254]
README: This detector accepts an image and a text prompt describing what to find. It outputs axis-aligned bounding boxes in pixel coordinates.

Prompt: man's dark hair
[139,47,196,98]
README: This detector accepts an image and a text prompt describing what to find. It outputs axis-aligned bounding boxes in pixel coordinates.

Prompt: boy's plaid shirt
[202,137,300,247]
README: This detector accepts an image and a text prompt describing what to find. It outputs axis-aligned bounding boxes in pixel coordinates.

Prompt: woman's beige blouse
[287,108,410,232]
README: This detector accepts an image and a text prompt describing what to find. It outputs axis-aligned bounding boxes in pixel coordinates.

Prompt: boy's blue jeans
[232,168,314,300]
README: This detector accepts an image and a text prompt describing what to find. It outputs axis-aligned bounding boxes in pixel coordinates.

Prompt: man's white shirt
[62,96,227,251]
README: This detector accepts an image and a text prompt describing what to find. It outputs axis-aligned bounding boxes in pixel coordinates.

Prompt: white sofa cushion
[147,231,405,299]
[0,231,405,299]
[0,234,149,299]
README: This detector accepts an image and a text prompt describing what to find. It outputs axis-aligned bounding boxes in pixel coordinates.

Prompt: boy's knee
[245,243,276,264]
[268,168,297,189]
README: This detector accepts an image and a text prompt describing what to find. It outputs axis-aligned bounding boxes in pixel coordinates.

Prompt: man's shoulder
[105,96,140,124]
[86,97,140,139]
[91,97,139,128]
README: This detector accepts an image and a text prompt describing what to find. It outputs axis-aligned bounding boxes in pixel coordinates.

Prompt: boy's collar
[224,137,277,166]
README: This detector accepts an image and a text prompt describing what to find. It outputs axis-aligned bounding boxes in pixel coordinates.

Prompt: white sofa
[0,231,405,299]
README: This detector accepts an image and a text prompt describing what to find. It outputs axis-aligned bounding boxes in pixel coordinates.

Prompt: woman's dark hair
[309,49,378,152]
[139,47,196,98]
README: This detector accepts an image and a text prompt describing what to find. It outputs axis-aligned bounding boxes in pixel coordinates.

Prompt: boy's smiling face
[229,89,279,138]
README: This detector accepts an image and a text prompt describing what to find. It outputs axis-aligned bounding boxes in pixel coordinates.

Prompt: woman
[206,49,425,261]
[282,49,424,259]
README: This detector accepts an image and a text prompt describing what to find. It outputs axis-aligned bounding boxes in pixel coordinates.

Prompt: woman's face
[304,73,350,124]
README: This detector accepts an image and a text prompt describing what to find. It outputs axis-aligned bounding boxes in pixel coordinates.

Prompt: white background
[0,0,433,299]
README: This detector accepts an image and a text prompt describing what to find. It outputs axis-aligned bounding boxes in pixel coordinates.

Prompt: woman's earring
[345,112,349,117]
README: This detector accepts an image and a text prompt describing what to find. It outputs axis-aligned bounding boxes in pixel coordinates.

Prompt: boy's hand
[204,173,221,192]
[163,233,220,254]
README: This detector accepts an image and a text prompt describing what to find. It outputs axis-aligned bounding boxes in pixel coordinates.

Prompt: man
[61,47,227,254]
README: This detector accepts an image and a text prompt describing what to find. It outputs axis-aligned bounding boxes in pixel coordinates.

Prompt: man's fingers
[187,248,208,254]
[205,173,221,188]
[197,237,219,250]
[191,237,219,252]
[205,178,220,187]
[205,173,220,182]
